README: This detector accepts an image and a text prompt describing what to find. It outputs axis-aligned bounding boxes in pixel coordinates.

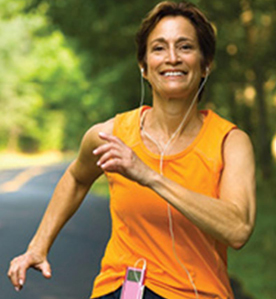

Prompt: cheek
[145,56,162,81]
[147,54,162,70]
[185,52,201,67]
[193,53,204,71]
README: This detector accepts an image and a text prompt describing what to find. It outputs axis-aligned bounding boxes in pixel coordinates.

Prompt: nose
[166,47,180,65]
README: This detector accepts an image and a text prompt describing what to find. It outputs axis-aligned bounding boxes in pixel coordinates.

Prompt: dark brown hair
[136,1,216,72]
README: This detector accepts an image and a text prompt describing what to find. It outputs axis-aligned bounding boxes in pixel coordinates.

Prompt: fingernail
[15,286,20,292]
[93,149,97,154]
[96,160,101,166]
[99,132,105,137]
[19,279,24,286]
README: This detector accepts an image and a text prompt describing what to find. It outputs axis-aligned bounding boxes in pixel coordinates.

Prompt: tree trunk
[7,127,20,152]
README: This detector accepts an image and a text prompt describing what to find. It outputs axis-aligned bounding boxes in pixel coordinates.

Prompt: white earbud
[206,66,210,75]
[141,68,144,74]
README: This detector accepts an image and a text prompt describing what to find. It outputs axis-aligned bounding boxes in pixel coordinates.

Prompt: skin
[8,16,256,292]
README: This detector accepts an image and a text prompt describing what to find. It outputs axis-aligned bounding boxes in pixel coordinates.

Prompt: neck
[146,91,202,138]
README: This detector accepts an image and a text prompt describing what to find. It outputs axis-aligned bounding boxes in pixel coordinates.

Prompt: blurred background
[0,0,275,298]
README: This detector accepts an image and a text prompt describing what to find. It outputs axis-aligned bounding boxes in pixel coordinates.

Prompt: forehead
[147,16,198,44]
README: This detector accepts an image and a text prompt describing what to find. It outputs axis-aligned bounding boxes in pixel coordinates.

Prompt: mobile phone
[120,266,146,299]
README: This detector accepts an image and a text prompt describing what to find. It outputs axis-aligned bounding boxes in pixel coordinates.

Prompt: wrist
[27,239,49,257]
[141,169,161,188]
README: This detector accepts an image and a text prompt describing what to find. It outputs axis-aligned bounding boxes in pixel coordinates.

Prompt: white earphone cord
[140,71,209,299]
[140,68,145,107]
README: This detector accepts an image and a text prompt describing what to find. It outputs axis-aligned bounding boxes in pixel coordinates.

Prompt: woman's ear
[138,64,147,79]
[202,63,213,77]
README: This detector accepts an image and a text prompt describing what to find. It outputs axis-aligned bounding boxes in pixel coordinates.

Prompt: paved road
[0,164,253,299]
[0,163,111,299]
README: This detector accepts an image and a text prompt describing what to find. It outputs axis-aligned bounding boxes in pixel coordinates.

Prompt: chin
[159,87,189,99]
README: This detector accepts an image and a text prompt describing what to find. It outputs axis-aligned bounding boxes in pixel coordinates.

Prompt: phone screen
[127,269,142,282]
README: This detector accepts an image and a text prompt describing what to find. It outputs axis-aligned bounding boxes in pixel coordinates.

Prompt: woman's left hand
[93,132,153,186]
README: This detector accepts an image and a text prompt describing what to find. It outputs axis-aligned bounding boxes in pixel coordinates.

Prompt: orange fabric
[91,107,236,299]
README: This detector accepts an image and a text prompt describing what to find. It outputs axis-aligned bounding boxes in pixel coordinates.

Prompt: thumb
[40,261,52,279]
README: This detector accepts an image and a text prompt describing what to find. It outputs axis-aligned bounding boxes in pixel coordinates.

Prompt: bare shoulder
[225,128,252,143]
[222,128,255,182]
[69,118,114,185]
[224,129,254,161]
[83,118,114,150]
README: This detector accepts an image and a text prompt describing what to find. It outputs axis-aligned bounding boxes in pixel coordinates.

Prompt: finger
[98,132,124,145]
[98,131,113,141]
[39,260,52,279]
[8,263,21,291]
[93,142,116,156]
[8,259,19,285]
[97,150,121,167]
[100,158,122,172]
[18,266,27,289]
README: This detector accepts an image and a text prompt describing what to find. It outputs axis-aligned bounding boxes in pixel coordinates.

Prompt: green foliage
[0,1,275,296]
[0,13,42,151]
[0,4,97,151]
[1,0,276,175]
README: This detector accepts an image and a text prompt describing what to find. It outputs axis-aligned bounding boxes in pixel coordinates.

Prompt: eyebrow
[149,37,194,45]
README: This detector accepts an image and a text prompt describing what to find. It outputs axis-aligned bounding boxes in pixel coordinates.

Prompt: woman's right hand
[7,250,51,291]
[7,120,114,292]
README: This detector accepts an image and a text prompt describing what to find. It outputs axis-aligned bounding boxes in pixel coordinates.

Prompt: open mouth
[161,70,188,77]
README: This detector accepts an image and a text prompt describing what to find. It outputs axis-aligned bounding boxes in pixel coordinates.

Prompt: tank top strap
[195,110,237,170]
[113,106,151,148]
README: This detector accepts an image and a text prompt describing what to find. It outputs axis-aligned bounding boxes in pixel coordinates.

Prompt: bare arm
[146,130,256,249]
[8,119,114,291]
[94,129,256,249]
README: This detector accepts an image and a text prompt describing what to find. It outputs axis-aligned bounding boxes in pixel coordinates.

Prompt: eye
[152,45,165,52]
[180,44,193,51]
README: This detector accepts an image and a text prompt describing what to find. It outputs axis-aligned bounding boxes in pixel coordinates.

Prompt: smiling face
[143,16,205,100]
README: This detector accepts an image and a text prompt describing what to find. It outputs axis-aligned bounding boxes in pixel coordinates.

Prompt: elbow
[228,223,254,250]
[230,240,246,250]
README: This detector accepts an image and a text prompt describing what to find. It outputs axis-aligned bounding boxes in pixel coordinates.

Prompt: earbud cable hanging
[139,72,209,299]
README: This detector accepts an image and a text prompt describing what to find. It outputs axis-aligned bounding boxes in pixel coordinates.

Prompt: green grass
[228,177,276,299]
[90,175,109,197]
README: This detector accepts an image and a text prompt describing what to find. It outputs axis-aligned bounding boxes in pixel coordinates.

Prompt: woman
[8,1,256,299]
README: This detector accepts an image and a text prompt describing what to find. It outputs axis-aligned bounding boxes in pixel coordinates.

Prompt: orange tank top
[91,107,236,299]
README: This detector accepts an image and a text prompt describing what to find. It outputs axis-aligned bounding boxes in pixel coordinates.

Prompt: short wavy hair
[136,1,216,73]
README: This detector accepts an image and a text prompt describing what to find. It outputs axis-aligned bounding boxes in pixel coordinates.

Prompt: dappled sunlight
[226,43,238,56]
[271,135,276,161]
[0,151,70,170]
[244,86,256,107]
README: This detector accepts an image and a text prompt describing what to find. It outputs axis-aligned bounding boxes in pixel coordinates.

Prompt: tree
[0,1,94,151]
[1,0,276,177]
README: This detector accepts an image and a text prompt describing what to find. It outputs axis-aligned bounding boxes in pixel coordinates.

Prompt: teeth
[164,71,184,77]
